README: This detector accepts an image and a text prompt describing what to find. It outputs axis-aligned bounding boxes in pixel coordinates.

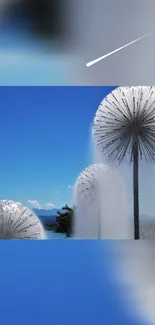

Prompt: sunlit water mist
[92,130,155,221]
[105,242,155,325]
[73,163,133,239]
[91,128,104,165]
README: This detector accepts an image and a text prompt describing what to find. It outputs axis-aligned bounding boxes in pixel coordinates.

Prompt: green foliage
[55,204,74,237]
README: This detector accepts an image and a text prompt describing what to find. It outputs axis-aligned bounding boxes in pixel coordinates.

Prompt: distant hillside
[140,214,155,221]
[32,208,64,225]
[140,215,155,239]
[128,215,155,239]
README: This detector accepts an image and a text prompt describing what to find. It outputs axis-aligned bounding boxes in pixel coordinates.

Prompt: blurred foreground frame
[2,0,72,46]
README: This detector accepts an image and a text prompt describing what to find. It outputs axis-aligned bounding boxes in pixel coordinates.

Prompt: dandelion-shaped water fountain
[93,86,155,239]
[0,200,46,239]
[73,164,132,239]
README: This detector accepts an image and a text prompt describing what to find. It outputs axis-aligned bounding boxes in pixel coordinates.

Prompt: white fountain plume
[93,86,155,239]
[0,200,46,239]
[109,241,155,325]
[73,164,132,239]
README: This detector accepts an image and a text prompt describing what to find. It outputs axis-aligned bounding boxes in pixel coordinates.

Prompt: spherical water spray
[0,200,46,239]
[93,86,155,239]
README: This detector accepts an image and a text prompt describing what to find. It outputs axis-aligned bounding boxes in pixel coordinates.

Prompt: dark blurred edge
[2,0,74,48]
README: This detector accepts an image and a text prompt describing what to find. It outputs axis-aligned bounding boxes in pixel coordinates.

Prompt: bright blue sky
[0,86,116,210]
[0,85,155,216]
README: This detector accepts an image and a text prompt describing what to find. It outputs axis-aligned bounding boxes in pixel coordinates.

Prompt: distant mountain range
[32,208,64,225]
[33,209,155,238]
[140,214,155,220]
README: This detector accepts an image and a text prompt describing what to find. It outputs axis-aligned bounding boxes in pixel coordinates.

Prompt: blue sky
[0,85,155,216]
[0,86,116,210]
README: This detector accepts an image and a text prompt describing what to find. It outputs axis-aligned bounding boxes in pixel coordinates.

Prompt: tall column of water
[73,163,133,239]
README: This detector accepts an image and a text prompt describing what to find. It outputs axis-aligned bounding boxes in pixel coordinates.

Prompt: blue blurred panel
[0,61,70,86]
[0,241,142,325]
[0,28,72,86]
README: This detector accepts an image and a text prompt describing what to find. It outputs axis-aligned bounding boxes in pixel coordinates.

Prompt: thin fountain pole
[133,138,140,239]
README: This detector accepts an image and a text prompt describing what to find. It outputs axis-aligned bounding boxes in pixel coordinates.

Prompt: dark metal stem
[133,140,140,239]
